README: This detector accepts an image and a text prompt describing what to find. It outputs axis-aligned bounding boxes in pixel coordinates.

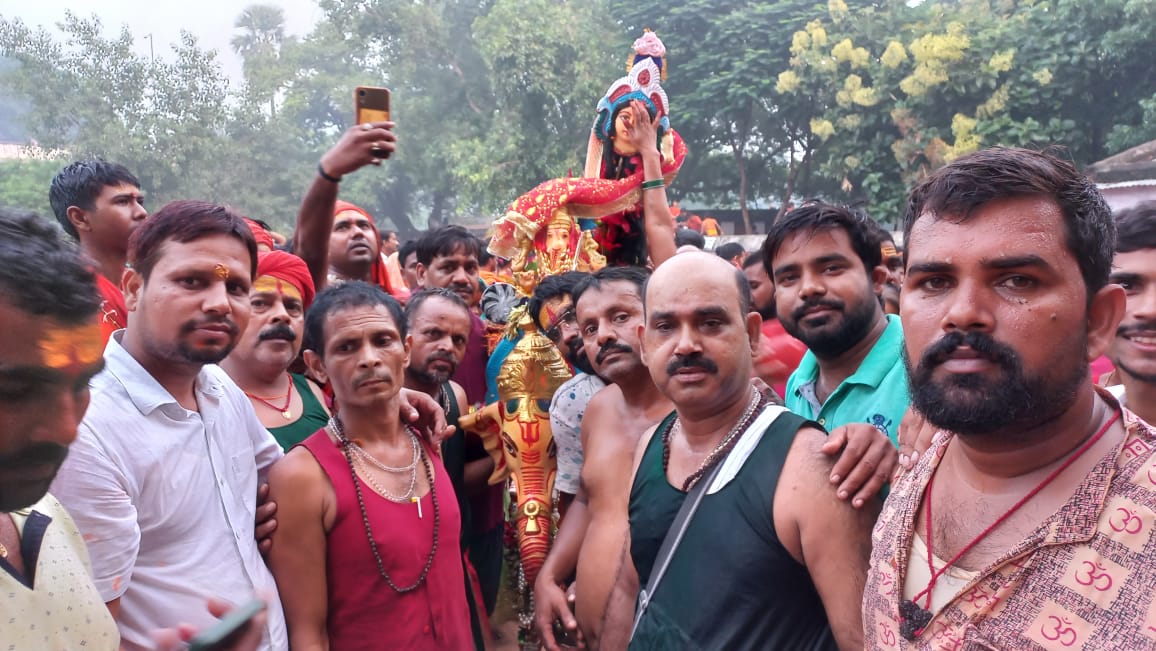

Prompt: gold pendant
[0,541,7,558]
[282,410,293,420]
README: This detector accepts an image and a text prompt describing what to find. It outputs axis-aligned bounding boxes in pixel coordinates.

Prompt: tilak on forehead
[37,322,103,372]
[214,263,230,280]
[253,275,304,302]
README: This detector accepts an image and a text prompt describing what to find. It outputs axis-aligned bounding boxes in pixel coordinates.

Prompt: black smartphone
[186,599,266,651]
[355,86,392,159]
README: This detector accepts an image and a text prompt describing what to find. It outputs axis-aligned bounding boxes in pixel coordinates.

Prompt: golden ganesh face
[457,319,571,587]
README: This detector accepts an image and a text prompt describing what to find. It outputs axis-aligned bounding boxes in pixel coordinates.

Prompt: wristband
[641,178,665,191]
[317,163,342,184]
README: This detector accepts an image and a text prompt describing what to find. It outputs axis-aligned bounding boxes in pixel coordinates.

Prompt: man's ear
[870,265,889,297]
[404,334,413,368]
[746,310,764,355]
[415,262,428,288]
[1087,283,1126,362]
[123,268,144,312]
[636,322,649,366]
[303,349,328,386]
[66,205,92,234]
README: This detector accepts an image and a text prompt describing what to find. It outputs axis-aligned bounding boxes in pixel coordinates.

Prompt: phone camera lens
[358,90,366,96]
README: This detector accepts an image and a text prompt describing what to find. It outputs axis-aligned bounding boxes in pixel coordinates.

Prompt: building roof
[1086,139,1156,183]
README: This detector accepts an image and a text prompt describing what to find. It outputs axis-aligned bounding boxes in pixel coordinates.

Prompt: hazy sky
[3,0,324,83]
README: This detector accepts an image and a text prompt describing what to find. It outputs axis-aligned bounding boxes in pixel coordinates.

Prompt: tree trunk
[730,127,753,235]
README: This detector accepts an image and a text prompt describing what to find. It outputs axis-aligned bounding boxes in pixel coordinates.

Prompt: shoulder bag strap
[629,457,725,640]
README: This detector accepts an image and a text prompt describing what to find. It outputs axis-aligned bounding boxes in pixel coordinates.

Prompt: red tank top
[301,430,472,650]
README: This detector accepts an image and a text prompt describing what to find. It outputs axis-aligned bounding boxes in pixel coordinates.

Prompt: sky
[2,0,324,83]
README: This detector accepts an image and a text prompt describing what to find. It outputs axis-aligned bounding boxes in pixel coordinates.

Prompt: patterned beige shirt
[0,493,119,650]
[863,396,1156,650]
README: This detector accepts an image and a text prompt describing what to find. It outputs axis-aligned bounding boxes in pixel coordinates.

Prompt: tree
[232,4,293,117]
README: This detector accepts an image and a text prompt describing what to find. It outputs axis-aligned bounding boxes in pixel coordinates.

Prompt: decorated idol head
[593,30,671,158]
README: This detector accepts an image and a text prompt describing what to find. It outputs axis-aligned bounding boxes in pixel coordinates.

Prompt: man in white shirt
[51,200,289,651]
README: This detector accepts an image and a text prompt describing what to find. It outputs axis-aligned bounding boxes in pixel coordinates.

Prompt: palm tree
[231,4,287,116]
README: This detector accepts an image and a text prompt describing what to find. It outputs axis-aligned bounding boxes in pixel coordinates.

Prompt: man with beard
[413,226,505,614]
[402,287,488,649]
[862,147,1156,649]
[608,252,877,650]
[1101,201,1156,424]
[0,208,277,650]
[765,203,909,447]
[743,250,807,399]
[221,250,330,450]
[50,201,290,650]
[0,207,120,648]
[49,159,148,345]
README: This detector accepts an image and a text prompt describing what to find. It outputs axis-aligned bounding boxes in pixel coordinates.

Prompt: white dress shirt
[51,333,288,651]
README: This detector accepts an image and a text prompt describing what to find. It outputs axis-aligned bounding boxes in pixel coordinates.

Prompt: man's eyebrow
[1110,271,1143,284]
[694,306,729,319]
[906,260,955,276]
[983,254,1051,271]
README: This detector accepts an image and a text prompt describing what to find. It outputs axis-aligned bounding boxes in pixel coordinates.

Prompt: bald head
[642,252,760,417]
[646,251,752,317]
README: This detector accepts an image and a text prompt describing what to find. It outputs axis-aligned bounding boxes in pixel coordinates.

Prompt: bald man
[605,253,878,650]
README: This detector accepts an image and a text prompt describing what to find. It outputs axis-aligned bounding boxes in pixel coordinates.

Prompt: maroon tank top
[301,429,472,650]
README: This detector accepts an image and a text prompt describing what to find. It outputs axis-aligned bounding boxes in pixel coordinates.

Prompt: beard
[906,330,1087,438]
[782,291,878,359]
[407,351,458,386]
[0,442,69,511]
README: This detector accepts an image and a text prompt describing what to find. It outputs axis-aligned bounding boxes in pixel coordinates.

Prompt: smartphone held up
[355,86,392,159]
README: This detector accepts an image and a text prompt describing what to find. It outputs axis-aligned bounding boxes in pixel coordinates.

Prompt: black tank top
[628,408,837,651]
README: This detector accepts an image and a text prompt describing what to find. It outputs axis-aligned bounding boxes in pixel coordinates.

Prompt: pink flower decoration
[633,31,666,58]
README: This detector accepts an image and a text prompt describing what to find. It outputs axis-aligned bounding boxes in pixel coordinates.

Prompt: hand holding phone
[355,86,392,159]
[186,598,267,651]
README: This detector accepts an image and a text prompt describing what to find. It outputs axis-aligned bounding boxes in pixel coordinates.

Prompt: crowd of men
[3,120,1156,651]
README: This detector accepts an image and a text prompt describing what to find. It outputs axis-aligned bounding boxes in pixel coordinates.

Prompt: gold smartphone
[355,86,391,158]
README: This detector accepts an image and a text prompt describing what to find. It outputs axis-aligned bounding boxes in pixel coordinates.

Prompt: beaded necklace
[662,386,765,492]
[329,417,440,594]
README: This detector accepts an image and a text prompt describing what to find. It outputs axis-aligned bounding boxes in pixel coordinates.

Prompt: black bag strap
[629,455,725,640]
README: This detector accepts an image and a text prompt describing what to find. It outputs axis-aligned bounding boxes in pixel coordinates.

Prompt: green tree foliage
[3,1,1156,235]
[0,158,61,216]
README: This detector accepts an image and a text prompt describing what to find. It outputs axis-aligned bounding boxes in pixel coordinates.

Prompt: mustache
[666,352,719,376]
[258,324,297,342]
[1118,323,1156,338]
[424,351,458,368]
[0,442,69,470]
[180,317,239,336]
[596,341,633,365]
[919,330,1018,369]
[790,297,844,322]
[352,370,391,387]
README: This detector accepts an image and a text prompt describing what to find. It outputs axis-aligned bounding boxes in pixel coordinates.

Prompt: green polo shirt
[784,314,909,445]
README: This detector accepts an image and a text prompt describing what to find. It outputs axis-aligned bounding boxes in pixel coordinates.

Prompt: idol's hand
[618,99,661,157]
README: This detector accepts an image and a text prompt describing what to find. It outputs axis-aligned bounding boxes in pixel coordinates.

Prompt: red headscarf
[243,218,275,251]
[333,200,392,294]
[257,250,316,309]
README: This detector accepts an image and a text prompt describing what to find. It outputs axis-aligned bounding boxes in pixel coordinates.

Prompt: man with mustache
[0,208,277,650]
[766,203,910,453]
[401,287,488,648]
[221,250,330,450]
[1101,201,1156,424]
[606,252,878,650]
[50,201,290,650]
[862,148,1156,648]
[412,225,508,615]
[529,271,601,516]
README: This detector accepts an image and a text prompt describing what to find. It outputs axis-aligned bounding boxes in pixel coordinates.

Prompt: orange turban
[333,200,393,294]
[257,250,316,309]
